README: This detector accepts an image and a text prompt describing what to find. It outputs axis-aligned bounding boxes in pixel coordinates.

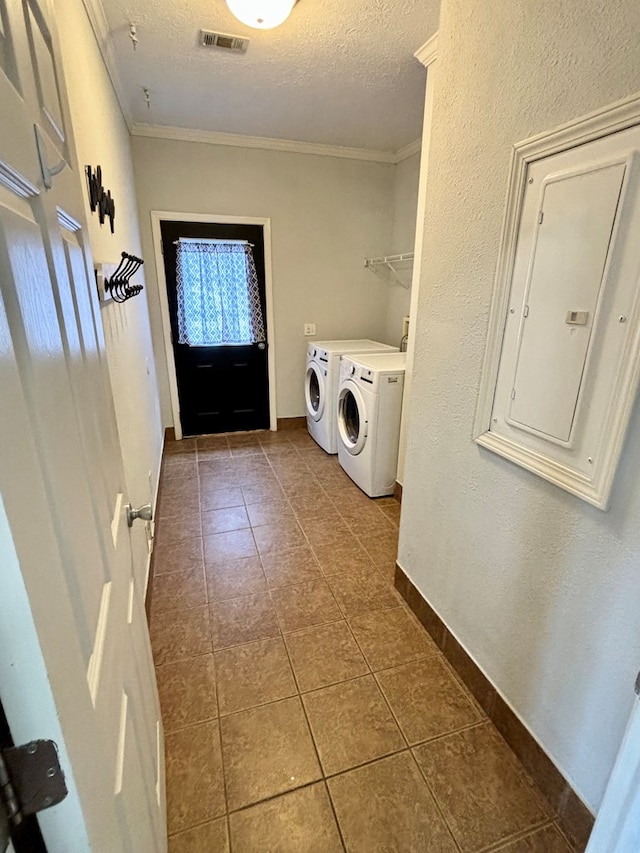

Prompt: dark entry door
[160,220,270,436]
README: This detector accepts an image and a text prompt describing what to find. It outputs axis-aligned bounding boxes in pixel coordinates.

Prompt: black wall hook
[105,252,144,302]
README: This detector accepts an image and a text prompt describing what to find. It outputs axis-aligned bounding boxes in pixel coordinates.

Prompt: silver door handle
[126,503,153,528]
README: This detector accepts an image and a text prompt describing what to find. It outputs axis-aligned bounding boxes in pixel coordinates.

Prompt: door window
[176,239,265,346]
[342,390,360,443]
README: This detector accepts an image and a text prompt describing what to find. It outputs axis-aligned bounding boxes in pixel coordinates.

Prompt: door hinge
[523,305,530,318]
[0,740,67,837]
[538,211,544,225]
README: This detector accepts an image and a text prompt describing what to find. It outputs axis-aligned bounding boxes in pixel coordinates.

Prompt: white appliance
[305,340,398,454]
[337,352,406,497]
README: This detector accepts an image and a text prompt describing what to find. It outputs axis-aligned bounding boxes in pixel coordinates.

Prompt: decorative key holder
[106,252,144,302]
[95,253,144,303]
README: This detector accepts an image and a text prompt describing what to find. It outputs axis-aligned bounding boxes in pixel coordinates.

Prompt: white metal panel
[509,162,625,442]
[477,111,640,509]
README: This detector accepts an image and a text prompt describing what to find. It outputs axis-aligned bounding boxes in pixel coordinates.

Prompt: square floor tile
[156,654,217,732]
[246,500,295,528]
[299,518,352,548]
[210,593,280,649]
[202,506,250,535]
[216,637,297,715]
[349,607,438,670]
[242,482,286,505]
[285,620,368,692]
[327,571,400,618]
[413,723,550,852]
[165,720,225,834]
[303,675,405,775]
[153,536,204,576]
[312,540,376,578]
[220,697,322,810]
[252,519,306,554]
[271,579,342,632]
[155,513,202,549]
[327,751,458,853]
[203,528,257,563]
[228,783,343,853]
[495,824,574,852]
[157,479,199,519]
[168,817,229,853]
[150,606,212,665]
[357,529,399,566]
[379,501,401,526]
[200,486,244,512]
[197,434,230,451]
[200,470,239,491]
[261,545,322,589]
[205,556,267,601]
[375,656,481,744]
[338,501,394,531]
[152,567,207,614]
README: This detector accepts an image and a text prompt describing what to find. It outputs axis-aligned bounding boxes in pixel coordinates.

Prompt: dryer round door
[305,362,326,422]
[337,381,368,455]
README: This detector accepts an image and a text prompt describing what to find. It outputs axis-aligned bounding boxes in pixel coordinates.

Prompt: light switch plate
[304,323,316,336]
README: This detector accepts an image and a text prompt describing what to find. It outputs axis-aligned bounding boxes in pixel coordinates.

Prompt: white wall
[400,0,640,813]
[131,137,395,422]
[383,151,421,346]
[55,0,163,587]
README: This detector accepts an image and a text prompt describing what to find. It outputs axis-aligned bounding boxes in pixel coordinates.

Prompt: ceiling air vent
[199,29,249,53]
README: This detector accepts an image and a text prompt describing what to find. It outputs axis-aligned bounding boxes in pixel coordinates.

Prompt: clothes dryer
[305,340,398,454]
[337,352,406,497]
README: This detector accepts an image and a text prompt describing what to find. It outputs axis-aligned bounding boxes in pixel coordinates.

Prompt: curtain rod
[174,238,254,247]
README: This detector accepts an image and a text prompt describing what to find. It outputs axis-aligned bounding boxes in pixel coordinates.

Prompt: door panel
[0,0,164,849]
[160,219,270,435]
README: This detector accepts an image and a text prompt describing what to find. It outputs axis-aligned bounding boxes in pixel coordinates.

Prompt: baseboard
[394,481,403,503]
[145,430,168,620]
[276,416,306,430]
[394,562,594,852]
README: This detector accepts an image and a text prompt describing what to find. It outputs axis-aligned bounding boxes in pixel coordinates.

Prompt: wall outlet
[304,323,317,336]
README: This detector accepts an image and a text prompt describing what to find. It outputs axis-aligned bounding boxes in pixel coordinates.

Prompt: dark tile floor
[150,427,576,853]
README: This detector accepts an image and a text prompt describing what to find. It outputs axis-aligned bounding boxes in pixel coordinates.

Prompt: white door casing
[585,688,640,853]
[0,1,164,850]
[150,210,277,439]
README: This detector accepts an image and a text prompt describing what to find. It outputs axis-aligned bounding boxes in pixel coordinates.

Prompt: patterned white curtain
[176,240,266,346]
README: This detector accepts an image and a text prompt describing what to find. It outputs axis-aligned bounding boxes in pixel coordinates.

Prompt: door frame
[151,211,277,439]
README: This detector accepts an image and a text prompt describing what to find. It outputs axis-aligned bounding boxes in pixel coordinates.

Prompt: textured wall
[382,152,421,347]
[131,137,395,421]
[400,0,640,812]
[55,0,164,588]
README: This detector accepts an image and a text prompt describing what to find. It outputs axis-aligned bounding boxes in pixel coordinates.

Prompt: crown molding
[131,123,406,164]
[81,0,133,130]
[415,31,438,67]
[394,138,421,163]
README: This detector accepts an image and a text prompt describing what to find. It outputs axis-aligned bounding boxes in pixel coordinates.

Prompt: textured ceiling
[100,0,440,152]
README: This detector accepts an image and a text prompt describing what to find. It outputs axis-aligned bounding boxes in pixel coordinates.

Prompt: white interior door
[0,1,165,850]
[586,689,640,853]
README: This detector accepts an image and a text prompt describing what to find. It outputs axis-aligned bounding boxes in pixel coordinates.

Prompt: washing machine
[305,340,398,454]
[336,352,406,497]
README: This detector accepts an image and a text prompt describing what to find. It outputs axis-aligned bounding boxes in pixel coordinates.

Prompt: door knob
[126,503,153,528]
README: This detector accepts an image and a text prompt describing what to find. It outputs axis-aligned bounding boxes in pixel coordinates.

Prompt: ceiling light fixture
[225,0,296,30]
